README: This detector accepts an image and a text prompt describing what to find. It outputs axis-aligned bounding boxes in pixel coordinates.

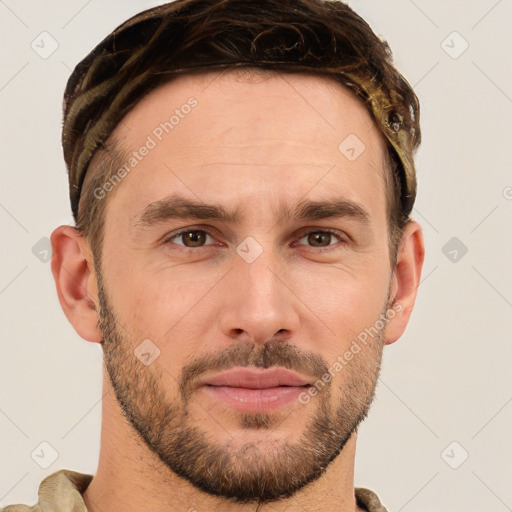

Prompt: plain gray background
[1,1,511,510]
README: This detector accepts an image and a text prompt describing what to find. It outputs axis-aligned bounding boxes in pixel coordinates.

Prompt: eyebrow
[135,194,370,228]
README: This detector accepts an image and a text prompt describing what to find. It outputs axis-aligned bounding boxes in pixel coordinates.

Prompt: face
[94,69,394,503]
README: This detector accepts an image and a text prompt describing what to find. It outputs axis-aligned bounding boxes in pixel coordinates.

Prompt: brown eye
[169,230,213,247]
[180,231,207,247]
[297,230,341,248]
[307,232,333,247]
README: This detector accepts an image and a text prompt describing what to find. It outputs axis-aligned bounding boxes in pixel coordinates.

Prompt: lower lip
[201,385,308,412]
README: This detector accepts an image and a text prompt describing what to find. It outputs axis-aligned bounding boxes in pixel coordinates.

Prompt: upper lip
[198,367,312,389]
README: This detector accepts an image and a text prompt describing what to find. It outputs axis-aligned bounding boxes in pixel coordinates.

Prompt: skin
[51,69,424,512]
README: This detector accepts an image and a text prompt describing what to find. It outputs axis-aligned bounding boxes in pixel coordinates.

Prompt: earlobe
[385,220,425,345]
[50,225,103,343]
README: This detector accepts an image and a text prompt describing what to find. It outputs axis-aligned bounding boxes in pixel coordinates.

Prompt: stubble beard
[96,269,386,504]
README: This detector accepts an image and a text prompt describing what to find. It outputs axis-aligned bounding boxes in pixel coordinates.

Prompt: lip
[197,367,313,413]
[199,367,312,388]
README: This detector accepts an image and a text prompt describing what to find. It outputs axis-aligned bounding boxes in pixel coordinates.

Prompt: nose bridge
[219,239,299,344]
[241,246,281,307]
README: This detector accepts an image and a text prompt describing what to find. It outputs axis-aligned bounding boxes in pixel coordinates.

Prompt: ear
[385,220,425,345]
[50,225,102,343]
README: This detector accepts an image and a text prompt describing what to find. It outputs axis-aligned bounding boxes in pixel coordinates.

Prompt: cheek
[105,261,221,352]
[293,262,391,344]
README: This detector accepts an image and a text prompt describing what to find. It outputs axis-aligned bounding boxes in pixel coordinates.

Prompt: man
[2,0,424,510]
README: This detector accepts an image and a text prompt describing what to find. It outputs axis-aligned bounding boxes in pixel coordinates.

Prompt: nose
[218,249,300,345]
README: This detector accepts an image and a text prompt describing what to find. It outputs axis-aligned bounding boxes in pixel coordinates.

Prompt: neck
[83,374,364,512]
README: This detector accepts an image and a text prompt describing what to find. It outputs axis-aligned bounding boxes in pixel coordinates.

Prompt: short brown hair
[63,0,421,263]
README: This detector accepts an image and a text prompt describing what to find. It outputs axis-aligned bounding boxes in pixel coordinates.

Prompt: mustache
[179,340,329,400]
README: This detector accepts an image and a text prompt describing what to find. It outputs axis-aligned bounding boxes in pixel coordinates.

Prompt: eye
[162,227,347,253]
[296,229,345,249]
[165,229,216,248]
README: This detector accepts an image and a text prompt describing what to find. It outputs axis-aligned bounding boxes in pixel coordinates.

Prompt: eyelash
[162,226,347,253]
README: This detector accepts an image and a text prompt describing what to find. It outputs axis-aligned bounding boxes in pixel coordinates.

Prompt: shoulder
[0,469,93,512]
[0,505,39,511]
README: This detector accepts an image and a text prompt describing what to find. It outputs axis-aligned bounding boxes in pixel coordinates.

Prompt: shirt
[0,469,388,511]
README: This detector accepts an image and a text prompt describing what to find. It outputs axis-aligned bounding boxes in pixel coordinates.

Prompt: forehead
[118,68,378,147]
[102,68,387,226]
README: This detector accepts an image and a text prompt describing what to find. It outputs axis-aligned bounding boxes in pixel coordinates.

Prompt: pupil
[184,231,205,247]
[309,232,330,246]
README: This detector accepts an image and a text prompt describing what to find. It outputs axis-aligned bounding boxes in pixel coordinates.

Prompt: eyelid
[293,227,348,250]
[162,225,220,246]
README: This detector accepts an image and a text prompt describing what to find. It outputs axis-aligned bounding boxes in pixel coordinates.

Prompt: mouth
[197,367,313,413]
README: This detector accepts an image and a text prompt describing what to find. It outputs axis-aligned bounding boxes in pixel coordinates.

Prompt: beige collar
[22,469,386,512]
